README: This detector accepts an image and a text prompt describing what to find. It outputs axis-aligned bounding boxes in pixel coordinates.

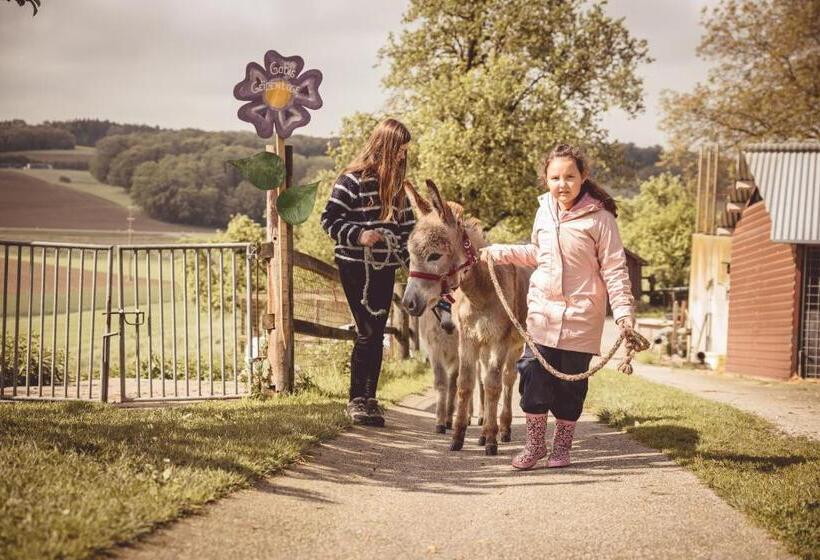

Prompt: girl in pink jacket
[483,144,635,470]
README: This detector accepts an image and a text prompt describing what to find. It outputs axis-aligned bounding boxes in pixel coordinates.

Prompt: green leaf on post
[227,151,285,191]
[276,181,320,225]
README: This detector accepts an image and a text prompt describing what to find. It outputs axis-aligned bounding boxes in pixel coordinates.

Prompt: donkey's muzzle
[401,293,425,317]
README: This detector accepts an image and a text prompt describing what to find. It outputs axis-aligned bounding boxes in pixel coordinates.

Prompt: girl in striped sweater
[320,118,415,427]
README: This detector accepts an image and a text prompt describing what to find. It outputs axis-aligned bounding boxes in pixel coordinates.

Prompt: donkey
[402,180,531,455]
[418,302,481,433]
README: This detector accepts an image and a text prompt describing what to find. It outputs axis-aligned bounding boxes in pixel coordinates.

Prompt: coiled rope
[361,228,408,317]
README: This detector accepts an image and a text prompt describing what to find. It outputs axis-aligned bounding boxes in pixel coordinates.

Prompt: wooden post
[696,145,704,233]
[670,296,679,356]
[265,139,295,393]
[709,144,720,235]
[409,314,419,354]
[391,283,409,360]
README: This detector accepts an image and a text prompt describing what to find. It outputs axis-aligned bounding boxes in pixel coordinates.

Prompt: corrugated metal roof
[742,143,820,244]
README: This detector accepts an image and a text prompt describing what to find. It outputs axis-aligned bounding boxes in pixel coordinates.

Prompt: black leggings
[336,259,397,401]
[516,343,593,421]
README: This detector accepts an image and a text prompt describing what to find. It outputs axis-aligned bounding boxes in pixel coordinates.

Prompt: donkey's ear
[403,180,432,215]
[425,179,455,224]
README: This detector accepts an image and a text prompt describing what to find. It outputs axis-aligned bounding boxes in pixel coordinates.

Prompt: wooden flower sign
[230,50,323,225]
[233,50,323,139]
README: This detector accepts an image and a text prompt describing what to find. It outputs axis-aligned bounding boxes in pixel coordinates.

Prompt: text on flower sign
[251,79,300,95]
[268,61,298,79]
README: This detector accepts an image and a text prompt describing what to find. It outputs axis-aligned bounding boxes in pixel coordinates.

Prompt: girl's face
[546,157,586,210]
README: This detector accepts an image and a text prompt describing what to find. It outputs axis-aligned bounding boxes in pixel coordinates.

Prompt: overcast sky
[0,0,715,147]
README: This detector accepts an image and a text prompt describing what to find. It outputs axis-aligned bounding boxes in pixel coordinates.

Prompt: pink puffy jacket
[486,192,633,355]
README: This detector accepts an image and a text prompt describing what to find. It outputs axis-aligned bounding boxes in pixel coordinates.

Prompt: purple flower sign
[233,50,323,139]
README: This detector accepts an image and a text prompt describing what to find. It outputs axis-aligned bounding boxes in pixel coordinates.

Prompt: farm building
[725,143,819,380]
[689,143,819,379]
[624,248,647,303]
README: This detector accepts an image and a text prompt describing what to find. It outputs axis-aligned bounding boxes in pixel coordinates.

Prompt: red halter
[408,231,479,302]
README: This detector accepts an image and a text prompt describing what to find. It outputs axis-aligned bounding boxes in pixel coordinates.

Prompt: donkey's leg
[476,357,489,445]
[451,338,478,452]
[498,352,518,443]
[433,361,449,434]
[445,366,458,429]
[479,351,504,456]
[467,381,474,426]
[476,376,485,426]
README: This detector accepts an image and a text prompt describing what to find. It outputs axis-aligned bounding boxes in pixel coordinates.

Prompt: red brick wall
[726,202,801,379]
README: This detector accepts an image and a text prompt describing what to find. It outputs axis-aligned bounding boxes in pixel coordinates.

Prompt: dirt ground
[0,169,192,232]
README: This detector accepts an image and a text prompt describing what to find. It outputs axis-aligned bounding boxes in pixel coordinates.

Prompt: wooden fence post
[391,283,409,360]
[265,140,295,394]
[409,315,419,354]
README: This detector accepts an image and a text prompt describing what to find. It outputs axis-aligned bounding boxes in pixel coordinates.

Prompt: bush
[58,175,72,183]
[2,334,64,387]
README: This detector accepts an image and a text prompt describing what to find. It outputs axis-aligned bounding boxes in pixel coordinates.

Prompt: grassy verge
[18,168,134,209]
[0,340,431,560]
[587,370,820,560]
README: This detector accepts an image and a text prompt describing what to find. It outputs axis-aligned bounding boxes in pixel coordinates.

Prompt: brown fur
[402,180,532,454]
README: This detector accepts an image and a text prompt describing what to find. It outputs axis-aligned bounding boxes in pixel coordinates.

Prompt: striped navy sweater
[320,172,416,268]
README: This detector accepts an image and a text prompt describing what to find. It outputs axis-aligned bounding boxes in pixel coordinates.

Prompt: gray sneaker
[365,398,385,427]
[346,397,368,425]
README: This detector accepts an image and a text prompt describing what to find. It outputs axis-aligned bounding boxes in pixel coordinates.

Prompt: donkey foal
[402,180,531,455]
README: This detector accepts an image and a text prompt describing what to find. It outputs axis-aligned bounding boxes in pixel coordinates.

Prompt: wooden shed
[624,248,647,303]
[725,143,820,380]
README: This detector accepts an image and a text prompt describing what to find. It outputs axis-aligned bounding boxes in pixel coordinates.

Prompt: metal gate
[0,240,263,402]
[0,241,114,400]
[800,246,820,379]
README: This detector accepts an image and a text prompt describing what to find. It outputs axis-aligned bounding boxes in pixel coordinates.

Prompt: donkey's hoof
[485,444,498,456]
[435,424,446,434]
[500,431,512,443]
[445,420,453,429]
[477,435,486,446]
[450,440,464,451]
[477,417,484,426]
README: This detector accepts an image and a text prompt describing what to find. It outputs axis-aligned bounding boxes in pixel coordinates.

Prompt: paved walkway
[632,363,820,441]
[118,391,794,560]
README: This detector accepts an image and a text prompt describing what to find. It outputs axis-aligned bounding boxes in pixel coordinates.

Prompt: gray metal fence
[0,241,263,402]
[0,241,114,400]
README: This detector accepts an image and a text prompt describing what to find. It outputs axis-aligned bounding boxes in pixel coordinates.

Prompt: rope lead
[361,228,408,317]
[486,257,649,381]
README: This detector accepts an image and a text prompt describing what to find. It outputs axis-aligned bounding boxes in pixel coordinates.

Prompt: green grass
[7,147,96,159]
[587,370,820,560]
[0,229,200,245]
[0,340,431,560]
[18,168,134,209]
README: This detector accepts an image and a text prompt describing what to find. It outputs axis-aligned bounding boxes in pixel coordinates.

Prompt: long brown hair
[541,144,617,217]
[342,118,411,221]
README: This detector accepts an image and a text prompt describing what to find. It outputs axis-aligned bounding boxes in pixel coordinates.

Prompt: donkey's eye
[427,253,442,262]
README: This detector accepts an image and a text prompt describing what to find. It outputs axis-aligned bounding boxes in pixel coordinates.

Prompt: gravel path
[117,390,794,560]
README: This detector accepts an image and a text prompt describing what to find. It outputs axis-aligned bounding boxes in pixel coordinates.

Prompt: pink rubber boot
[547,419,577,468]
[511,413,547,470]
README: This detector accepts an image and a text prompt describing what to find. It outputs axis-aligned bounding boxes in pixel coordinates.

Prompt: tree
[374,0,651,232]
[0,122,75,151]
[661,0,820,148]
[619,174,695,288]
[6,0,39,16]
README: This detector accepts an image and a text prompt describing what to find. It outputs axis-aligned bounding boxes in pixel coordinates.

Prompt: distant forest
[0,118,663,227]
[0,119,337,227]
